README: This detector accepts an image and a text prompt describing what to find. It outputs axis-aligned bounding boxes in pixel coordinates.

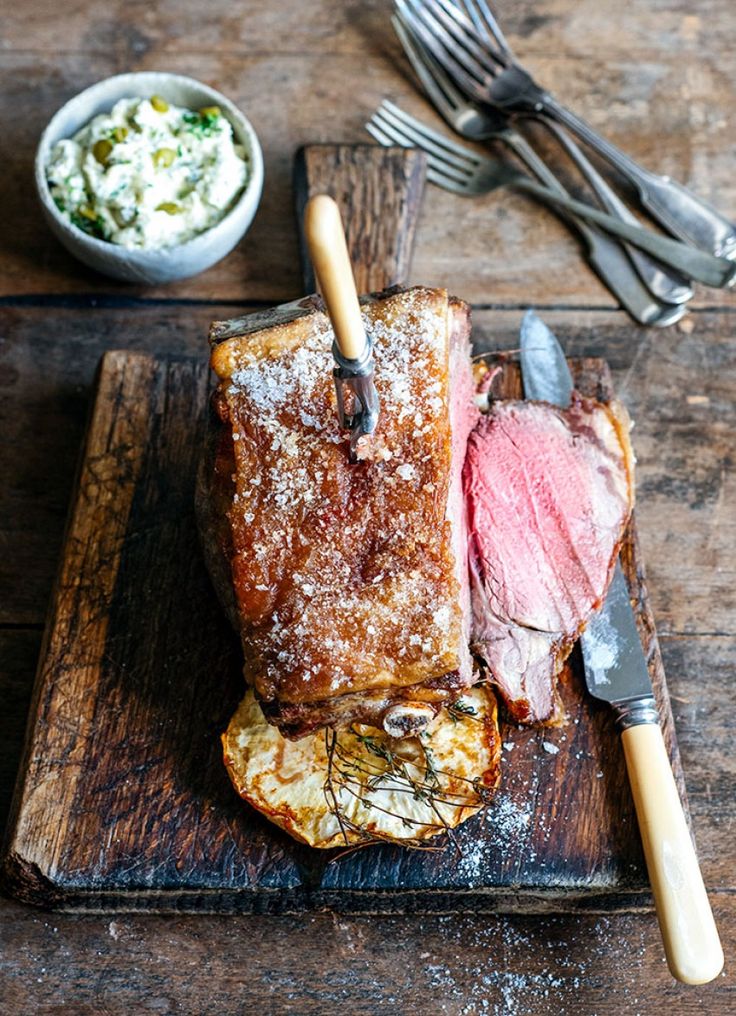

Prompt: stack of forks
[365,0,736,325]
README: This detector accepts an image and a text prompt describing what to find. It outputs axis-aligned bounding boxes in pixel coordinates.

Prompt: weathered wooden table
[1,1,734,1011]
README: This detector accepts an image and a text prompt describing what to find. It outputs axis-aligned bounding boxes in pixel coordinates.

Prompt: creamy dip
[46,96,249,249]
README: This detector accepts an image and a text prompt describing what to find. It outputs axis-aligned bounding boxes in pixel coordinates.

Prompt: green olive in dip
[46,96,249,249]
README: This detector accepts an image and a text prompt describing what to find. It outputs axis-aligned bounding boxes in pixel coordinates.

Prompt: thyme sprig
[447,698,481,724]
[322,723,493,851]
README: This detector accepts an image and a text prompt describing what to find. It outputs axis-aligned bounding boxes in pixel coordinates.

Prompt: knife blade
[519,310,654,721]
[518,308,722,985]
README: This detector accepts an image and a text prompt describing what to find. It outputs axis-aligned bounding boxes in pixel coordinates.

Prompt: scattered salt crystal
[432,606,451,631]
[502,742,515,751]
[223,292,461,694]
[542,741,560,755]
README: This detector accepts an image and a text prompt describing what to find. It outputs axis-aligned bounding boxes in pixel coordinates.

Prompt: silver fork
[441,6,694,306]
[393,12,693,316]
[398,0,736,259]
[365,102,736,290]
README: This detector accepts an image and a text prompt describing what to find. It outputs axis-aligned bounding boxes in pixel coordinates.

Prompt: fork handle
[515,177,736,288]
[531,118,694,305]
[621,722,723,984]
[539,94,736,258]
[501,129,569,196]
[582,229,684,327]
[502,131,683,325]
[304,194,367,360]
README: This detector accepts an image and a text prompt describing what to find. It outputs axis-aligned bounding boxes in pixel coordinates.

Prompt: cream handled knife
[519,310,723,985]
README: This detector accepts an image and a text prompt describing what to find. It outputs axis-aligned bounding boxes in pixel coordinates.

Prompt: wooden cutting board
[2,146,689,913]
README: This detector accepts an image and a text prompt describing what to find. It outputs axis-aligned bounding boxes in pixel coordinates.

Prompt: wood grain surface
[2,0,735,1011]
[2,346,685,912]
[294,144,427,293]
[1,319,734,1012]
[2,1,735,307]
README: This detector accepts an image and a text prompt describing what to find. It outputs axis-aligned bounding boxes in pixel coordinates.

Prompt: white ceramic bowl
[35,72,264,284]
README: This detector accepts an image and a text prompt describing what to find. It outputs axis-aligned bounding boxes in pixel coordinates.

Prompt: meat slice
[463,395,634,723]
[198,286,479,739]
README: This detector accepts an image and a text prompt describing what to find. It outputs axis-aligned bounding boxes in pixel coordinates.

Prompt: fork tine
[472,0,512,57]
[369,110,472,183]
[456,0,486,41]
[392,14,459,114]
[426,166,473,194]
[392,12,465,113]
[414,0,501,76]
[379,100,482,167]
[396,0,489,104]
[366,113,474,193]
[367,108,424,150]
[458,0,512,57]
[374,105,476,177]
[365,120,400,148]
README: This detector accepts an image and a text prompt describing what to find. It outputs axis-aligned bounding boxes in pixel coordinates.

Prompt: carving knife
[519,310,723,985]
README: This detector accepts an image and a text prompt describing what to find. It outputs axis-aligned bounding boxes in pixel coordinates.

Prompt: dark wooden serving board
[2,146,689,913]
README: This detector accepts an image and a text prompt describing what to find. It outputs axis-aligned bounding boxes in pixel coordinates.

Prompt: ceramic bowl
[35,72,264,284]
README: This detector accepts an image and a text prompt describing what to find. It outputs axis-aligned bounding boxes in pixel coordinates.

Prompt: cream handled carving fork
[304,195,380,461]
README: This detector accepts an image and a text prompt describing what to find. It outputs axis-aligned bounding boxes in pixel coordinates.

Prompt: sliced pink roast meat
[463,395,634,724]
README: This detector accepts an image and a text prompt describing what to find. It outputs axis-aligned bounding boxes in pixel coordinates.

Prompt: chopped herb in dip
[46,95,249,249]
